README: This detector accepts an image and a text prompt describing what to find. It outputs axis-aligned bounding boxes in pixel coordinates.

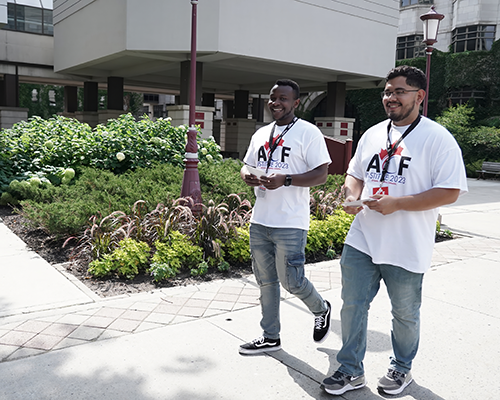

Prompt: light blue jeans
[249,223,327,340]
[337,245,423,376]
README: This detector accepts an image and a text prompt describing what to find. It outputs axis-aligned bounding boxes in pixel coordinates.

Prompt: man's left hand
[363,195,399,215]
[259,174,285,190]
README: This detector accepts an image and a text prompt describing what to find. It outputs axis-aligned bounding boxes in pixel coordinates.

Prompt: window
[452,25,496,53]
[396,35,425,60]
[153,105,164,118]
[401,0,433,7]
[144,94,159,102]
[5,3,53,36]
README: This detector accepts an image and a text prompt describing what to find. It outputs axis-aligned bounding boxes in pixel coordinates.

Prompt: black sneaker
[377,369,413,395]
[313,300,331,343]
[322,370,366,395]
[239,336,281,355]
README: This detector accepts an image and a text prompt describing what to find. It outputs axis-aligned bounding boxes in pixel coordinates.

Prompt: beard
[385,100,418,123]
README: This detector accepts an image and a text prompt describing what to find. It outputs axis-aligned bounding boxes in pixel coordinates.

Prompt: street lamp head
[420,6,445,46]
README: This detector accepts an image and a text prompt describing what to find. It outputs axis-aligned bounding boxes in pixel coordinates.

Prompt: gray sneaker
[322,370,366,395]
[377,369,413,395]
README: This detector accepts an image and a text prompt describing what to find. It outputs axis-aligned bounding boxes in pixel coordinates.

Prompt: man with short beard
[322,66,468,396]
[238,79,332,355]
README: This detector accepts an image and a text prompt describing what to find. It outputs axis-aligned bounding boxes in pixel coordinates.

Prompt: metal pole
[189,0,197,127]
[180,0,202,207]
[423,46,432,117]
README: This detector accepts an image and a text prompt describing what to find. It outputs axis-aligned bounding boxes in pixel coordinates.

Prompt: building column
[180,60,203,106]
[223,90,255,159]
[107,76,124,110]
[252,96,265,122]
[0,74,18,107]
[75,81,99,127]
[315,81,354,139]
[234,90,249,119]
[326,81,346,117]
[97,77,124,124]
[64,86,78,113]
[223,100,234,119]
[202,92,215,107]
[0,74,27,129]
[83,81,98,112]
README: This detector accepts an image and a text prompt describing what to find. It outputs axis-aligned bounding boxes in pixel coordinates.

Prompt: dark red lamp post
[180,0,202,206]
[420,6,445,117]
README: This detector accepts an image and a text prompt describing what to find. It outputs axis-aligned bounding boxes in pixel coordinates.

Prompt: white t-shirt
[345,116,468,273]
[243,118,331,231]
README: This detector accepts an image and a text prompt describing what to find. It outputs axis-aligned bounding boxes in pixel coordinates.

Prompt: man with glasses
[322,66,468,396]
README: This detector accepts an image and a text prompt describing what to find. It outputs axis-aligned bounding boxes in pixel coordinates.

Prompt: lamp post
[420,6,445,117]
[180,0,202,207]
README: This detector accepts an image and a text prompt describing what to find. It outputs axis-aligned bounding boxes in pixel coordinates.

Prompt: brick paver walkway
[1,235,498,364]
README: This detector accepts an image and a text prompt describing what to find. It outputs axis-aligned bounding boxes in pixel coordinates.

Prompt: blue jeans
[337,245,423,376]
[249,223,327,340]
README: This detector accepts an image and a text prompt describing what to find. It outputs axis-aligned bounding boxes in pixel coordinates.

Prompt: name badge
[257,185,266,198]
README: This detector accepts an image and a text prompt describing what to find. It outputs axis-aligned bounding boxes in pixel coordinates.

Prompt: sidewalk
[0,178,499,399]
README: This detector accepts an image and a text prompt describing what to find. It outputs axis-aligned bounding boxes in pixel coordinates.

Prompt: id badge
[257,185,266,198]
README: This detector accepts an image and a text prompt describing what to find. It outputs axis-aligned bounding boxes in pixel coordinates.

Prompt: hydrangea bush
[0,113,222,198]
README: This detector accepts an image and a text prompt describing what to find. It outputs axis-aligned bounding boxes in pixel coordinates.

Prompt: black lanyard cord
[265,117,298,173]
[380,115,421,184]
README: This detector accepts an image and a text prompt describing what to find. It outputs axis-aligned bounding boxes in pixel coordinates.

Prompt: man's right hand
[342,196,364,215]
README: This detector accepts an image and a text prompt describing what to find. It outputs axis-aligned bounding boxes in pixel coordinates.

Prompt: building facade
[397,0,500,59]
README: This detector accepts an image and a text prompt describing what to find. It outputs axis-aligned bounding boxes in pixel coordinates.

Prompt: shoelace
[389,369,405,381]
[332,371,347,380]
[314,315,326,329]
[252,336,266,345]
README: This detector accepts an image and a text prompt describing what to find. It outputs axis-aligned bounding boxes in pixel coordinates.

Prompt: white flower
[64,168,75,180]
[29,177,41,187]
[116,152,126,162]
[201,148,208,155]
[206,154,213,162]
[166,117,172,122]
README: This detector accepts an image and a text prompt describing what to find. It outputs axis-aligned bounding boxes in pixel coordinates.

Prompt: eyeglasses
[380,89,420,99]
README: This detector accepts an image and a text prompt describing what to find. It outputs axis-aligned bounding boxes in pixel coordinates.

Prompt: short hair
[274,79,300,99]
[386,65,427,90]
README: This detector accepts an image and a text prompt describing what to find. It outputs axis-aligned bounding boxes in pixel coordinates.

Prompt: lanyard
[265,117,297,173]
[380,115,421,185]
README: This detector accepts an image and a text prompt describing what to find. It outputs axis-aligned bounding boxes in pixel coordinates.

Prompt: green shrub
[470,125,500,161]
[151,231,203,273]
[88,238,150,279]
[198,158,252,205]
[436,220,452,240]
[435,104,475,165]
[436,104,500,173]
[224,226,251,264]
[190,261,209,277]
[18,164,184,234]
[148,262,179,282]
[306,209,355,255]
[217,260,230,272]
